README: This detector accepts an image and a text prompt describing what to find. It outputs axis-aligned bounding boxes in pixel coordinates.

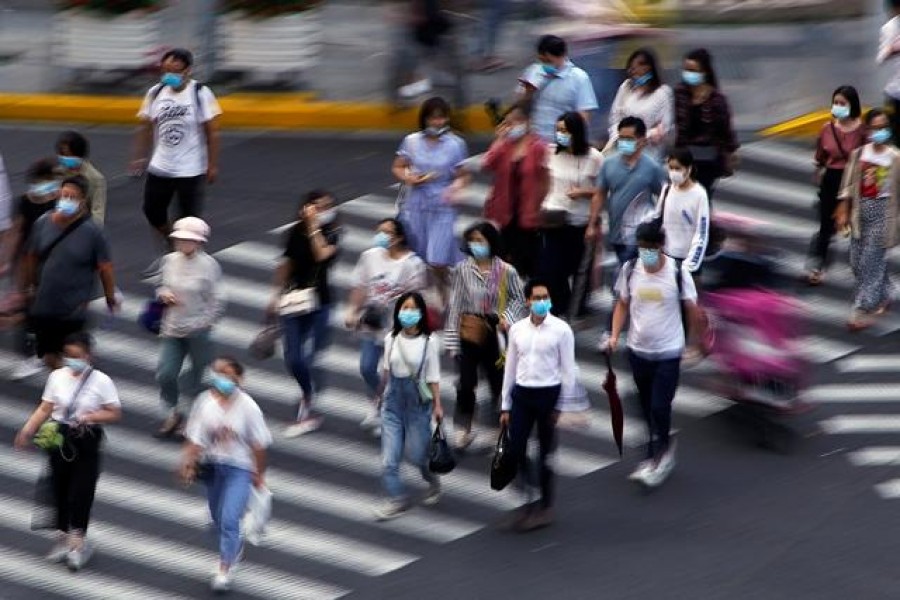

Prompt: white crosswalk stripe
[2,138,881,597]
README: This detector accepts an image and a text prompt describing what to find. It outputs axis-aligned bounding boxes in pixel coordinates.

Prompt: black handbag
[428,422,456,474]
[490,426,518,491]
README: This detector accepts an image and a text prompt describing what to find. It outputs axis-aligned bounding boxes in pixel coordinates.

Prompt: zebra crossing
[0,137,897,598]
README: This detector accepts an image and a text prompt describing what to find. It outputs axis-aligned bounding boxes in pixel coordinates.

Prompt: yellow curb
[761,109,833,138]
[0,93,496,133]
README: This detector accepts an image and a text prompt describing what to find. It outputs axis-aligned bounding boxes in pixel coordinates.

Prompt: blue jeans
[381,376,436,500]
[205,464,253,567]
[359,338,384,397]
[156,330,213,412]
[628,351,681,460]
[281,306,331,402]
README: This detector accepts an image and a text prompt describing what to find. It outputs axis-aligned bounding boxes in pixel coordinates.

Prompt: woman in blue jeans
[268,190,340,438]
[374,292,444,520]
[181,356,272,593]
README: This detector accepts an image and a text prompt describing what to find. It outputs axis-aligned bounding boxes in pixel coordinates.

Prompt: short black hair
[61,175,90,198]
[418,96,451,131]
[378,217,408,248]
[56,130,89,158]
[667,147,695,171]
[462,221,503,257]
[557,111,589,156]
[537,35,567,57]
[162,48,193,68]
[216,355,245,378]
[26,158,57,183]
[865,108,888,127]
[684,48,719,89]
[832,85,862,119]
[391,292,432,337]
[524,278,552,300]
[618,116,647,138]
[636,220,666,246]
[626,48,663,93]
[63,331,93,354]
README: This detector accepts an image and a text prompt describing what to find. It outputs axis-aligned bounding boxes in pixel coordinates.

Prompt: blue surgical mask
[29,181,60,197]
[398,308,422,329]
[425,126,448,137]
[469,241,490,259]
[507,124,527,140]
[373,231,392,249]
[617,139,638,156]
[58,155,82,170]
[639,248,660,268]
[541,63,559,76]
[531,299,552,317]
[831,104,850,120]
[632,72,653,87]
[161,72,184,88]
[682,70,705,86]
[55,197,80,217]
[211,374,237,396]
[556,132,571,147]
[871,128,892,145]
[64,357,88,373]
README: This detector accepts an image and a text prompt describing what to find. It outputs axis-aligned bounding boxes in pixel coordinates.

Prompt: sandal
[153,412,184,439]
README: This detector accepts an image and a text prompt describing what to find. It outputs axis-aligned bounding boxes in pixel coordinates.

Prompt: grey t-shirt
[28,214,111,318]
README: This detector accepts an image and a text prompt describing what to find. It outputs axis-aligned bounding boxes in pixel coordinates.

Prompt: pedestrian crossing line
[847,447,900,467]
[738,139,816,174]
[819,416,900,435]
[0,544,196,600]
[806,385,900,404]
[836,355,900,373]
[716,170,813,212]
[0,495,351,600]
[874,479,900,500]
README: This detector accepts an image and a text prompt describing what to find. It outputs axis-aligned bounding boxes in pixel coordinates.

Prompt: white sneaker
[628,460,654,482]
[11,357,44,381]
[284,416,324,438]
[66,541,93,572]
[643,443,677,488]
[211,569,232,593]
[453,430,475,451]
[360,406,381,430]
[374,499,410,521]
[45,540,69,564]
[398,78,432,99]
[421,481,441,506]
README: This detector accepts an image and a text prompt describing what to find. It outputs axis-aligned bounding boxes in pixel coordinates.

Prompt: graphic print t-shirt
[138,81,222,178]
[859,144,894,199]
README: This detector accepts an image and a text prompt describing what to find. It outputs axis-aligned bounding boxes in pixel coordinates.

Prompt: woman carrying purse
[14,332,122,572]
[445,222,527,450]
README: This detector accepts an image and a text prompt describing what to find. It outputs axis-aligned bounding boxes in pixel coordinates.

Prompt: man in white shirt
[500,278,577,531]
[131,48,222,278]
[879,0,900,141]
[607,220,702,488]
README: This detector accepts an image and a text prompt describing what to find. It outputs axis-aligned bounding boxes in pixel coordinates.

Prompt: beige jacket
[838,145,900,248]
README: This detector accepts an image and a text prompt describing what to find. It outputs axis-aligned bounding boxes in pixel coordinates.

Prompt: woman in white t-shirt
[606,48,674,161]
[539,111,603,319]
[15,332,122,572]
[656,148,710,274]
[607,221,701,489]
[345,218,427,433]
[180,356,273,593]
[373,292,444,521]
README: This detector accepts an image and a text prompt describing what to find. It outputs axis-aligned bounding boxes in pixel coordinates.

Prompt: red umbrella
[602,351,624,456]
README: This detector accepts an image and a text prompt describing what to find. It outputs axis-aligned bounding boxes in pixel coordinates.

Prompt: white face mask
[668,169,687,186]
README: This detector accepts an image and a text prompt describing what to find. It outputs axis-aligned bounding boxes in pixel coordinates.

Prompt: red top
[816,121,865,171]
[482,135,550,230]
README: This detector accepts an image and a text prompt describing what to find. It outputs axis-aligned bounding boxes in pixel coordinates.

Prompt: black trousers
[693,159,721,204]
[500,222,541,279]
[810,168,844,271]
[454,336,503,429]
[539,225,589,318]
[50,426,103,534]
[508,384,561,509]
[143,173,205,230]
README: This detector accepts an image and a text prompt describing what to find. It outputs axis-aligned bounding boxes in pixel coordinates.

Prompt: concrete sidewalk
[0,0,888,135]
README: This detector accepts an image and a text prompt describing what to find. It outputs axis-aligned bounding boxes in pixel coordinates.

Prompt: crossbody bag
[33,368,96,459]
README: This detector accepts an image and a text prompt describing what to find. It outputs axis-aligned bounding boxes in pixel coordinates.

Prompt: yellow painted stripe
[761,106,876,138]
[0,93,496,132]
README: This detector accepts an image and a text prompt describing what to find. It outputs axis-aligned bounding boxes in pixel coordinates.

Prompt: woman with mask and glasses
[392,96,469,309]
[606,48,673,161]
[445,221,526,449]
[835,109,900,331]
[674,48,739,202]
[345,218,427,435]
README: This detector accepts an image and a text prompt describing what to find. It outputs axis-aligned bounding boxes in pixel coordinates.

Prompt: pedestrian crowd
[3,3,900,589]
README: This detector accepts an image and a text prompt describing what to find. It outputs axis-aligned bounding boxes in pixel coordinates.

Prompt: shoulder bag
[37,215,89,264]
[33,368,95,459]
[277,241,322,317]
[394,334,434,403]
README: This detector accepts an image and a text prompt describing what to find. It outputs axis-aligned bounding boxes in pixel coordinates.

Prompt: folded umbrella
[602,351,624,456]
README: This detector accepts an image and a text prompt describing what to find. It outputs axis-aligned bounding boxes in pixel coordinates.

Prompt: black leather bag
[490,426,517,491]
[428,422,456,474]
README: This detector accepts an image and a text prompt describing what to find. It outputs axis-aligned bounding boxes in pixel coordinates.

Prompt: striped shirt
[444,257,527,353]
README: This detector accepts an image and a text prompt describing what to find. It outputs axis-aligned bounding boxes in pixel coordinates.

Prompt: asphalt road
[1,126,900,599]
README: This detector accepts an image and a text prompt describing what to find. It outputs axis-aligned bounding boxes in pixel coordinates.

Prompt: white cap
[169,216,210,243]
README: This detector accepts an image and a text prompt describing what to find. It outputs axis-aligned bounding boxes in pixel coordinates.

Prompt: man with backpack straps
[605,219,702,488]
[130,48,222,279]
